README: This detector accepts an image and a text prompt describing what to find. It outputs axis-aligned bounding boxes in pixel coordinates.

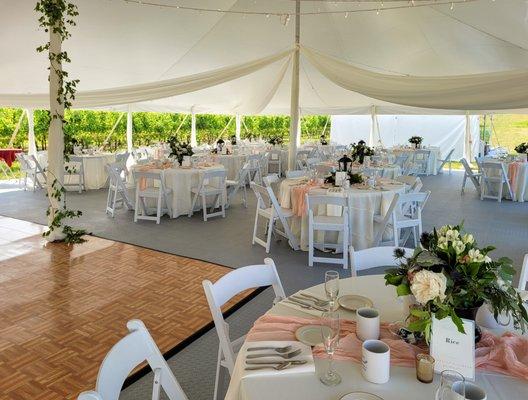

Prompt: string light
[123,0,480,17]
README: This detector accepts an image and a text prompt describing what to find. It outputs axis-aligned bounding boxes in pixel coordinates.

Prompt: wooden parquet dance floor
[0,216,253,399]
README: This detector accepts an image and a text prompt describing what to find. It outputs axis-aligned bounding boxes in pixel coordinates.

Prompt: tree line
[0,108,330,151]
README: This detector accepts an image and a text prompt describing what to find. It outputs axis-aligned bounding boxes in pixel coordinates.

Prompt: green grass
[482,115,528,152]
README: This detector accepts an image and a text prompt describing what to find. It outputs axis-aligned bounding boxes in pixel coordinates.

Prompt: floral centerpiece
[230,135,237,145]
[350,140,375,164]
[168,136,194,165]
[409,136,423,148]
[514,142,528,154]
[324,170,363,185]
[320,134,328,145]
[384,222,528,342]
[268,135,284,146]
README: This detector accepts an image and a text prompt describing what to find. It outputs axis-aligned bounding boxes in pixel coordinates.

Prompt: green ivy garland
[36,0,87,244]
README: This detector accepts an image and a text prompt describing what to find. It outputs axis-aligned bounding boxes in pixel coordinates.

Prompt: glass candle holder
[415,353,435,383]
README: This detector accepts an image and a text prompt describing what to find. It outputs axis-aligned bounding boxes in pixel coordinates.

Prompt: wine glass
[435,370,465,400]
[324,270,340,311]
[319,311,341,386]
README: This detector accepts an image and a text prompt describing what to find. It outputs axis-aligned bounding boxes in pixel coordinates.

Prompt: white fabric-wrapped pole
[26,108,37,156]
[235,115,242,141]
[126,105,133,152]
[288,0,301,170]
[191,113,197,147]
[464,111,472,161]
[369,106,377,147]
[46,23,65,241]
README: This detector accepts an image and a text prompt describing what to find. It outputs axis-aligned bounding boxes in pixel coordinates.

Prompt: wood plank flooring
[0,216,251,399]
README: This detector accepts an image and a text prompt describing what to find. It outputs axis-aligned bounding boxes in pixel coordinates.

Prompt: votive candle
[415,353,435,383]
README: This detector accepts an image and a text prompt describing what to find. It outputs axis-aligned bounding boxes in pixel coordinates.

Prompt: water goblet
[324,270,340,311]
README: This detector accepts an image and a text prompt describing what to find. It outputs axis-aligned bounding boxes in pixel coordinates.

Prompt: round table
[481,159,528,202]
[389,147,442,176]
[225,275,526,400]
[279,179,406,250]
[192,154,246,180]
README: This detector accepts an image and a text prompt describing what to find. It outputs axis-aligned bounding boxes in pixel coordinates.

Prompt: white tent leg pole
[235,115,242,141]
[288,0,301,170]
[126,105,133,152]
[27,108,37,156]
[369,105,377,147]
[191,112,197,147]
[46,23,65,241]
[464,111,472,160]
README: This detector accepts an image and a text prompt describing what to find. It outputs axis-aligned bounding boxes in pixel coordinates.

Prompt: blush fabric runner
[246,314,528,381]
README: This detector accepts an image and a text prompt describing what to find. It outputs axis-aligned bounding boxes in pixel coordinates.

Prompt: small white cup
[356,307,380,341]
[452,382,487,400]
[362,339,390,384]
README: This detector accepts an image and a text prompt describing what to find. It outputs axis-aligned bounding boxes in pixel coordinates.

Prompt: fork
[245,361,298,371]
[246,349,302,359]
[246,345,292,353]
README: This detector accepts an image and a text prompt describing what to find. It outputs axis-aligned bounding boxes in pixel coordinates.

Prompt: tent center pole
[288,0,301,170]
[126,105,133,152]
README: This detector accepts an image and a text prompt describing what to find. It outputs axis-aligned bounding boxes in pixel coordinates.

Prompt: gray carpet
[0,171,527,399]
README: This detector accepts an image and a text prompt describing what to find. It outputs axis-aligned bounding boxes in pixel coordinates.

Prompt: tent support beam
[464,111,472,160]
[288,0,301,170]
[215,116,234,142]
[190,112,197,147]
[126,106,133,152]
[100,112,125,152]
[8,109,26,148]
[27,108,36,156]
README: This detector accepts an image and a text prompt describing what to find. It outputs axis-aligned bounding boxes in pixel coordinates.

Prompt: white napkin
[279,291,327,318]
[240,341,315,378]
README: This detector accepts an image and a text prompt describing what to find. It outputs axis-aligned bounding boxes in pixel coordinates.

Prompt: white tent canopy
[2,0,528,115]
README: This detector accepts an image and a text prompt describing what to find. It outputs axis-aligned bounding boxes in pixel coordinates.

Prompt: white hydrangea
[410,270,447,305]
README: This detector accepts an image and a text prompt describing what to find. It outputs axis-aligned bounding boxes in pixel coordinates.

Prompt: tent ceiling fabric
[2,0,528,114]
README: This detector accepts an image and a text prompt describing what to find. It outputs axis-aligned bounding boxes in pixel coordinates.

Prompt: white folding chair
[394,153,410,169]
[105,163,134,217]
[77,320,188,400]
[306,194,349,269]
[267,149,282,176]
[133,170,172,224]
[394,175,422,193]
[391,191,430,247]
[349,246,414,277]
[226,162,250,208]
[285,170,309,179]
[189,169,227,221]
[115,151,130,182]
[460,158,481,195]
[480,162,513,202]
[296,150,312,170]
[437,148,455,174]
[410,150,430,175]
[250,182,299,253]
[64,155,85,193]
[518,254,528,291]
[202,259,286,400]
[371,192,401,250]
[246,154,263,184]
[16,153,46,190]
[305,157,321,171]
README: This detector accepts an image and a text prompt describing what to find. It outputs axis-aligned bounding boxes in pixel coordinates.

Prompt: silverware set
[282,292,330,311]
[244,346,305,371]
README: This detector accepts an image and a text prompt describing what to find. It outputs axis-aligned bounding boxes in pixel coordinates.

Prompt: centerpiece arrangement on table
[515,142,528,161]
[408,136,424,149]
[268,135,284,146]
[385,222,528,343]
[350,140,375,164]
[212,138,229,154]
[168,137,194,165]
[320,134,328,145]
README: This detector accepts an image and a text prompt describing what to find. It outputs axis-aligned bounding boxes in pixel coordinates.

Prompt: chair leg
[213,346,223,400]
[265,217,274,253]
[188,192,198,217]
[156,193,162,224]
[134,191,140,222]
[498,181,503,203]
[221,191,226,218]
[342,225,349,270]
[243,186,247,208]
[461,173,467,195]
[308,222,314,267]
[393,223,399,247]
[252,209,259,245]
[202,194,207,222]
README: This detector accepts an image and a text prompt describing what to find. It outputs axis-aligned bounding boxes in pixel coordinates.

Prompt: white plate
[338,295,373,311]
[295,325,332,346]
[340,392,384,400]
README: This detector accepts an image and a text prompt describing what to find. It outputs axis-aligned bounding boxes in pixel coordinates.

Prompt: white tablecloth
[225,275,527,400]
[279,180,406,250]
[39,152,116,190]
[390,147,442,176]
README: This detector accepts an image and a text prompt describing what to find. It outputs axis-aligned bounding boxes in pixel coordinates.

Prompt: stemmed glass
[324,270,340,311]
[320,311,341,386]
[435,370,465,400]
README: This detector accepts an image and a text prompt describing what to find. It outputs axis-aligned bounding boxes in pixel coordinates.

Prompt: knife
[246,360,307,365]
[289,296,327,311]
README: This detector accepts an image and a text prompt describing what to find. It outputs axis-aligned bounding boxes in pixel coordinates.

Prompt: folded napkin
[240,340,315,378]
[279,299,324,318]
[247,315,528,381]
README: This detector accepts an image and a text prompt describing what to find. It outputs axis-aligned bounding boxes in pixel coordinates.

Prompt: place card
[430,316,475,381]
[335,171,347,186]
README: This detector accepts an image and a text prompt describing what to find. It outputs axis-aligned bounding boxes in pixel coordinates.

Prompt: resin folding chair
[250,182,299,253]
[64,155,85,193]
[0,158,15,179]
[349,246,414,277]
[306,194,349,269]
[437,148,455,174]
[246,154,263,184]
[105,163,134,217]
[391,191,430,247]
[394,175,422,193]
[226,162,250,208]
[410,150,431,175]
[267,149,282,176]
[305,157,321,171]
[480,161,513,202]
[16,153,46,190]
[202,259,286,400]
[77,320,188,400]
[460,158,481,195]
[133,170,172,224]
[370,192,401,250]
[189,169,227,221]
[518,254,528,291]
[394,153,410,170]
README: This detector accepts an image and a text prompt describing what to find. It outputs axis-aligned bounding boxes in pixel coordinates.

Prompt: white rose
[445,229,459,242]
[453,241,465,254]
[410,270,447,305]
[462,233,474,245]
[438,225,451,236]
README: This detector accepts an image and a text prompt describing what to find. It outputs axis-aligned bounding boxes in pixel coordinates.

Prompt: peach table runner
[246,314,528,381]
[291,182,323,216]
